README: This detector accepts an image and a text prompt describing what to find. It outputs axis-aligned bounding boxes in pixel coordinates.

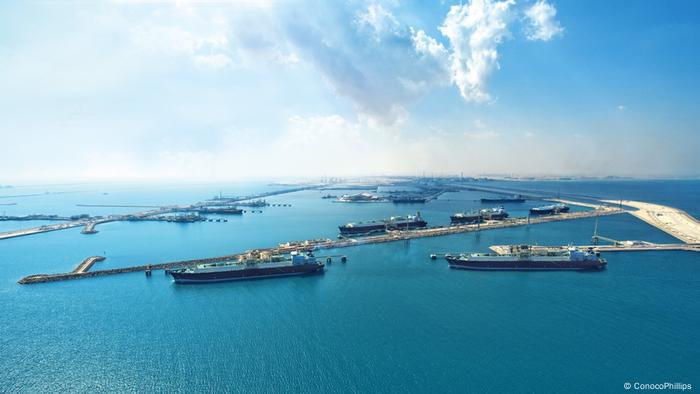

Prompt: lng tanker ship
[529,203,570,215]
[479,206,509,220]
[451,207,509,225]
[339,212,427,236]
[450,211,483,225]
[445,246,606,271]
[169,251,323,284]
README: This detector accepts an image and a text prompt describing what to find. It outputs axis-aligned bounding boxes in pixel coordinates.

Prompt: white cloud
[524,0,564,41]
[5,105,696,180]
[0,1,588,182]
[129,25,228,54]
[275,51,300,65]
[193,53,232,68]
[116,0,564,124]
[124,3,294,71]
[127,7,233,69]
[412,29,449,60]
[355,3,400,39]
[464,119,499,139]
[465,130,500,140]
[439,0,516,103]
[283,3,450,125]
[617,105,625,110]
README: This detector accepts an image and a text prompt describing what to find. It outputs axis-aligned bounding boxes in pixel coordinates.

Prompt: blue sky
[1,0,698,181]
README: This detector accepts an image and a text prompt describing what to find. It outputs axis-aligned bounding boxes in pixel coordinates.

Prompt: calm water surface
[1,180,699,393]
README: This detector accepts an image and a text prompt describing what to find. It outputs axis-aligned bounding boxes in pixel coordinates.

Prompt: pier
[489,243,700,255]
[73,256,106,273]
[76,204,162,208]
[0,186,319,242]
[208,185,321,204]
[0,221,88,240]
[18,205,625,284]
[602,200,700,244]
[18,253,252,284]
[81,222,98,234]
[12,181,700,285]
[458,182,700,246]
[460,183,602,202]
[460,184,545,200]
[545,198,605,209]
[0,214,71,221]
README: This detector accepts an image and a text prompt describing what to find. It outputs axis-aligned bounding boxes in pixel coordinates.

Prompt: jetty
[462,182,700,246]
[602,200,700,244]
[76,204,162,208]
[18,205,624,284]
[73,256,106,273]
[13,181,700,285]
[81,222,99,234]
[545,198,605,209]
[0,185,321,242]
[482,198,700,256]
[0,214,71,221]
[207,185,320,204]
[489,243,700,255]
[0,221,88,240]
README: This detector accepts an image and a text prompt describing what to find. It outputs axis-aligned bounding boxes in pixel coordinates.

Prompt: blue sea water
[1,180,699,393]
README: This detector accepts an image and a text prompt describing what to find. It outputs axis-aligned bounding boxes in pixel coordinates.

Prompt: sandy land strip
[602,200,700,244]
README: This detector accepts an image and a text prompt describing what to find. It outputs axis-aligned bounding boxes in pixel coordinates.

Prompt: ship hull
[339,224,387,236]
[171,263,324,284]
[339,220,427,235]
[530,207,570,215]
[450,216,482,225]
[387,220,427,231]
[446,257,606,271]
[482,214,508,220]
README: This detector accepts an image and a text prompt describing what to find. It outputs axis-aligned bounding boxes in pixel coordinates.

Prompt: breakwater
[0,185,321,241]
[18,205,624,284]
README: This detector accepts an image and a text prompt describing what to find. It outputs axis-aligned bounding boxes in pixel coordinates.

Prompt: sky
[1,0,699,181]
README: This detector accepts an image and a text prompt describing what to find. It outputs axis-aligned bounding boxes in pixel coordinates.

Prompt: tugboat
[169,251,324,284]
[529,203,570,215]
[445,246,606,271]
